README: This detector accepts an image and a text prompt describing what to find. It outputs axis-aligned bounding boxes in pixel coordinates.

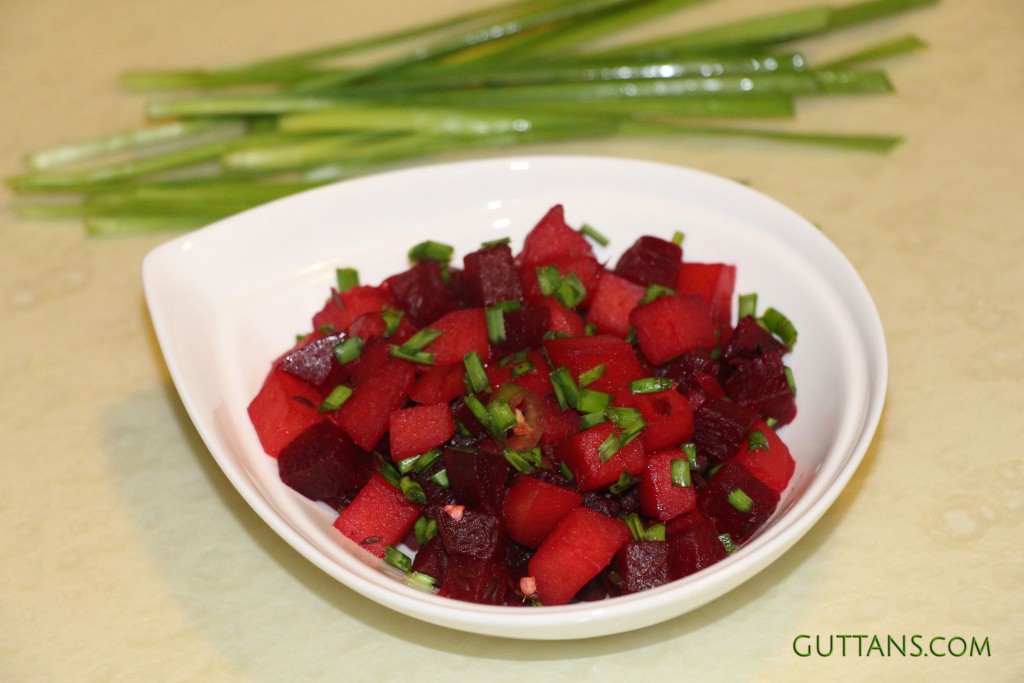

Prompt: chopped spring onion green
[607,406,644,430]
[672,230,684,245]
[463,351,491,393]
[381,307,404,336]
[408,240,455,263]
[682,442,698,468]
[579,223,610,246]
[629,377,674,394]
[727,487,755,514]
[550,366,580,411]
[644,523,666,542]
[414,516,438,546]
[609,471,636,495]
[396,454,421,475]
[379,461,401,488]
[333,336,364,364]
[400,476,428,504]
[748,430,770,452]
[481,236,511,248]
[429,468,450,488]
[554,272,587,309]
[463,394,492,431]
[640,283,675,305]
[485,305,507,343]
[577,363,606,388]
[624,512,645,541]
[559,460,575,482]
[719,533,738,553]
[785,365,797,396]
[577,389,611,414]
[738,292,758,319]
[384,545,413,572]
[335,267,359,292]
[389,345,435,365]
[488,399,518,436]
[503,447,535,474]
[318,384,353,412]
[598,432,622,462]
[510,360,535,377]
[536,265,561,296]
[412,447,443,473]
[400,327,444,352]
[406,572,437,591]
[759,306,798,348]
[579,411,608,430]
[671,457,692,487]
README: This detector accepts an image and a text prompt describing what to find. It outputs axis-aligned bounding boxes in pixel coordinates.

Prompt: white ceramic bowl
[143,155,887,639]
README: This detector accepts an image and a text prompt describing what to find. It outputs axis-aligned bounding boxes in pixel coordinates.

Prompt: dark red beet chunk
[442,447,512,516]
[615,541,670,594]
[385,260,457,327]
[277,421,375,509]
[654,348,718,394]
[697,459,780,544]
[410,535,447,583]
[437,508,505,560]
[722,349,797,426]
[721,315,787,361]
[439,555,512,605]
[493,306,550,356]
[693,396,758,465]
[279,332,347,387]
[463,243,524,306]
[614,235,682,288]
[667,512,729,579]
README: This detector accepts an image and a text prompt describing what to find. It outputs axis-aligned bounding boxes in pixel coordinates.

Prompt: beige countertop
[1,0,1021,680]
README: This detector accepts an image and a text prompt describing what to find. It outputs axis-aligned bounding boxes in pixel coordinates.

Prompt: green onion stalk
[7,0,939,235]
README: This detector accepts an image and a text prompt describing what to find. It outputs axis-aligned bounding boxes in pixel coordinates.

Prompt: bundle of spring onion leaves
[8,0,937,235]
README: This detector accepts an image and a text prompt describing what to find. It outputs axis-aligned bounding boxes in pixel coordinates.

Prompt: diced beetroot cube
[734,419,795,493]
[492,306,550,357]
[613,385,695,452]
[408,363,467,405]
[388,403,457,461]
[721,315,786,361]
[543,335,646,394]
[538,395,580,446]
[410,535,447,583]
[463,243,524,306]
[527,506,632,605]
[637,449,697,522]
[332,472,422,558]
[330,350,416,451]
[346,310,415,345]
[697,458,780,543]
[675,262,736,328]
[655,348,718,395]
[503,475,583,548]
[279,331,347,387]
[443,447,512,516]
[437,508,505,560]
[519,205,594,268]
[722,349,797,426]
[311,291,349,333]
[424,308,491,366]
[277,421,375,509]
[487,349,553,397]
[614,235,682,288]
[439,554,511,605]
[693,396,758,465]
[247,366,323,457]
[537,296,586,337]
[666,511,729,579]
[385,260,457,328]
[630,294,718,365]
[555,421,647,492]
[614,541,670,594]
[520,253,602,306]
[586,270,646,338]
